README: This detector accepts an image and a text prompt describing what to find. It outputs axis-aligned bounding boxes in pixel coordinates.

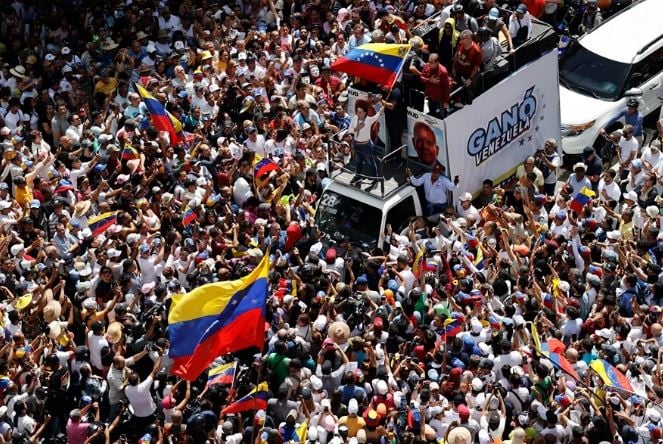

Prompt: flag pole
[250,248,271,444]
[382,44,411,103]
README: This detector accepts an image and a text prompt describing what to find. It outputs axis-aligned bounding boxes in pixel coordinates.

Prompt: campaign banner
[347,87,387,148]
[442,50,561,196]
[406,108,448,169]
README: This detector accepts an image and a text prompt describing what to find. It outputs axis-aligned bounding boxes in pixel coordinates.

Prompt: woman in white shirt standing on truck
[348,97,384,187]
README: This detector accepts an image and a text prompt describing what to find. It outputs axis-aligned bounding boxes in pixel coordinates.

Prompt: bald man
[106,349,148,421]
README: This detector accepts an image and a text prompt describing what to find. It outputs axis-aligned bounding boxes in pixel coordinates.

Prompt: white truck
[315,18,560,248]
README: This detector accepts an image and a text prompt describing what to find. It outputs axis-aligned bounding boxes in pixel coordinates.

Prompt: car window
[559,42,630,100]
[386,196,416,233]
[626,47,663,89]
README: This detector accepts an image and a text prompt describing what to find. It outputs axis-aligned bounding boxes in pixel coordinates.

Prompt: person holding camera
[534,138,561,196]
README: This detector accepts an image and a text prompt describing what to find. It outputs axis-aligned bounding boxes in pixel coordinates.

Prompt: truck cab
[315,149,425,250]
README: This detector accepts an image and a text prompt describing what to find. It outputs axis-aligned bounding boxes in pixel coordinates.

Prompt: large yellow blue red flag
[168,253,270,381]
[135,83,183,144]
[331,43,411,87]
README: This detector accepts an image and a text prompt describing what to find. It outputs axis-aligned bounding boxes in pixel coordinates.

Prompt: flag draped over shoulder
[135,83,182,144]
[220,382,269,415]
[168,253,270,381]
[331,43,410,87]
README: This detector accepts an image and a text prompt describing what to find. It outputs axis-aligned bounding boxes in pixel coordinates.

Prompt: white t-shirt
[88,331,109,370]
[619,136,639,169]
[137,255,159,285]
[244,135,267,157]
[125,375,156,417]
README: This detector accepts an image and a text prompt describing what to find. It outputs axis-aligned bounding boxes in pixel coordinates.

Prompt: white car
[559,0,663,157]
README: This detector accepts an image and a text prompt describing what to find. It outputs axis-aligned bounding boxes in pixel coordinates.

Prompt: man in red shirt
[419,53,450,119]
[315,65,344,104]
[453,30,483,104]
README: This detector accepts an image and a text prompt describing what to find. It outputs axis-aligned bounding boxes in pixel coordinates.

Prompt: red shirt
[420,63,450,104]
[453,42,482,80]
[523,0,546,18]
[315,76,343,95]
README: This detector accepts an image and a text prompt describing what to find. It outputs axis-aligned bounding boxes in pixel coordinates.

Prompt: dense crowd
[0,0,656,444]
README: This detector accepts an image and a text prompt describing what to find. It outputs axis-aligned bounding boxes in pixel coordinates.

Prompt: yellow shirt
[94,78,118,96]
[337,415,365,437]
[15,185,32,210]
[620,219,634,241]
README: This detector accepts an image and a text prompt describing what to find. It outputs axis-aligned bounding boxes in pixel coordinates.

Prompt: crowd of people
[0,0,655,444]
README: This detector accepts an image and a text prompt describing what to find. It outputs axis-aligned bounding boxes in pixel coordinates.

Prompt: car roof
[579,0,663,64]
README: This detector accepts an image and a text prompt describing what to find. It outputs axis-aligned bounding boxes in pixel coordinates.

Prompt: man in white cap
[457,192,480,221]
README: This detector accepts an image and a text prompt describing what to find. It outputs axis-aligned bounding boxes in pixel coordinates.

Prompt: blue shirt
[608,108,644,137]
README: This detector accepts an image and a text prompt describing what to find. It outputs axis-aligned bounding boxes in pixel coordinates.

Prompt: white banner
[347,87,387,148]
[442,50,561,196]
[406,108,448,168]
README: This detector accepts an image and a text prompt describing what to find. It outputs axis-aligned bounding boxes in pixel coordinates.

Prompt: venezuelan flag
[331,43,411,87]
[220,382,269,415]
[121,145,140,160]
[168,253,270,380]
[87,212,118,237]
[413,249,424,279]
[135,83,182,144]
[254,157,281,179]
[54,179,74,194]
[443,317,462,337]
[206,194,222,207]
[532,324,580,380]
[473,245,485,270]
[590,359,633,392]
[207,361,237,387]
[295,420,308,442]
[182,206,196,226]
[569,186,595,213]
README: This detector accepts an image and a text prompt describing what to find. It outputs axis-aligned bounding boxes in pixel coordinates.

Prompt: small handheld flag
[220,382,269,415]
[87,212,118,237]
[569,186,595,213]
[182,206,196,226]
[121,145,140,160]
[207,362,237,388]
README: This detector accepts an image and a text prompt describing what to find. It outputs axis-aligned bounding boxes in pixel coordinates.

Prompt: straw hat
[43,300,62,323]
[101,38,119,51]
[135,31,149,41]
[74,200,91,217]
[328,321,350,344]
[10,66,27,79]
[48,320,62,340]
[106,322,123,344]
[447,427,472,444]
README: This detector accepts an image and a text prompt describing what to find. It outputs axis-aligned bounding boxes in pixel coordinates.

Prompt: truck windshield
[316,190,382,250]
[559,43,630,100]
